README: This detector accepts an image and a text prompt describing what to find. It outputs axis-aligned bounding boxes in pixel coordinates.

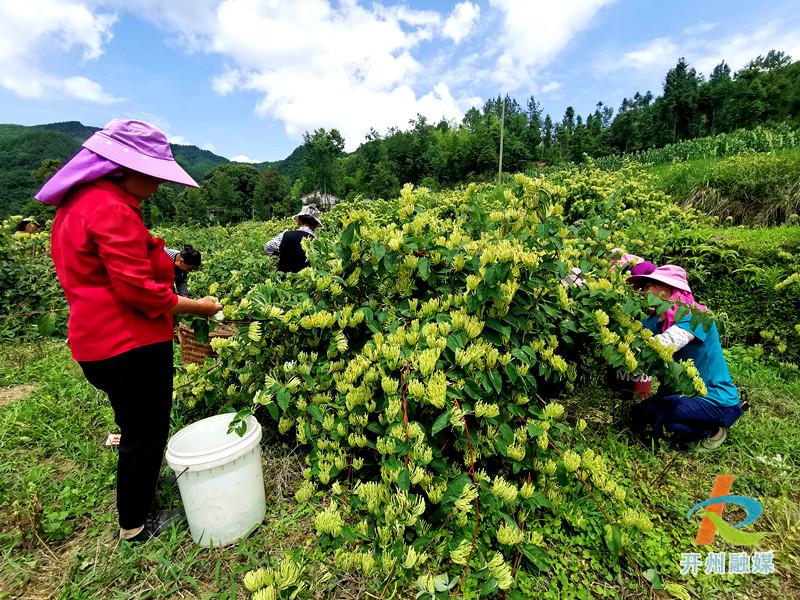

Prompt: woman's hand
[169,295,223,317]
[195,296,223,316]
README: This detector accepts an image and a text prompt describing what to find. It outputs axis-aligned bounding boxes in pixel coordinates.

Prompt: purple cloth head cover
[35,149,121,206]
[629,261,656,277]
[35,119,198,206]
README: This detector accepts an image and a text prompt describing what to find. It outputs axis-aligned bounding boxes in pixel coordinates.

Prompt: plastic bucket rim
[166,413,261,462]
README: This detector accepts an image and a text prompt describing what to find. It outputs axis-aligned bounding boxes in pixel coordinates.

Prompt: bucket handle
[175,466,189,481]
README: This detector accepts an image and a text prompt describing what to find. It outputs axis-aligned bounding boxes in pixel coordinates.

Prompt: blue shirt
[644,314,740,407]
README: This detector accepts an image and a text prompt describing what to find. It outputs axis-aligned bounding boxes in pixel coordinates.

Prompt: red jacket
[51,180,179,361]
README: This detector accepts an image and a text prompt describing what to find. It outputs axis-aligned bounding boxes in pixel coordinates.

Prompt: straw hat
[293,204,323,228]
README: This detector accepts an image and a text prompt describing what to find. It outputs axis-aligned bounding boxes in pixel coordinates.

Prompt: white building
[298,191,340,211]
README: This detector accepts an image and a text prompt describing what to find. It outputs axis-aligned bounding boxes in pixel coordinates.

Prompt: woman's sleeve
[264,232,284,255]
[653,325,695,351]
[87,203,179,318]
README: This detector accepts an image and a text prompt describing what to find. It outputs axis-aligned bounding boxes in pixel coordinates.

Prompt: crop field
[1,164,799,599]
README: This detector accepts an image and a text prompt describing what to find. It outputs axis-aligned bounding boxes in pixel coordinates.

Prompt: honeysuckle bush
[0,216,66,339]
[176,176,713,596]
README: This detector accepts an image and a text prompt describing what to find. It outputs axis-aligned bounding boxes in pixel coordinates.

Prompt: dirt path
[0,384,36,408]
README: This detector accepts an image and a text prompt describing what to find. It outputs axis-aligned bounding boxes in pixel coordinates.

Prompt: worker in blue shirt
[627,265,742,450]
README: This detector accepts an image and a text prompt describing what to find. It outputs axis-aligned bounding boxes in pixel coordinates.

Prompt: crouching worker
[165,244,201,296]
[626,265,742,450]
[263,204,323,272]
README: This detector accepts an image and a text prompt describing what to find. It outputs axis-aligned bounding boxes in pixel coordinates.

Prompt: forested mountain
[0,122,231,218]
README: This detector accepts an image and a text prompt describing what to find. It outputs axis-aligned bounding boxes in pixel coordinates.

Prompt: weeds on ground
[1,341,798,599]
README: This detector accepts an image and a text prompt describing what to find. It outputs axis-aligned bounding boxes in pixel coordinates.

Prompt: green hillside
[0,122,230,218]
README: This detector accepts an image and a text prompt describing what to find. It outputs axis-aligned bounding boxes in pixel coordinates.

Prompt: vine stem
[452,397,479,597]
[400,362,411,468]
[546,438,653,594]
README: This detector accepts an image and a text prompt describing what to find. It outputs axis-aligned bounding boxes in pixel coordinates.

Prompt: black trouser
[79,341,173,530]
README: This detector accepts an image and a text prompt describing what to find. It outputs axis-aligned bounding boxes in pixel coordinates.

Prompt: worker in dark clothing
[165,245,201,296]
[263,204,323,272]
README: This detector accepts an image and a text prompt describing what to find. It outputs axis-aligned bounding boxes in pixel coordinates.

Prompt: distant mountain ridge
[0,120,299,219]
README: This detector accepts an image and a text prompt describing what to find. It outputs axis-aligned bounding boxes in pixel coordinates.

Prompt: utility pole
[497,95,506,184]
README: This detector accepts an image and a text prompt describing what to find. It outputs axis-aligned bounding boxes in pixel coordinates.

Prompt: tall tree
[254,166,292,219]
[301,128,345,196]
[526,95,543,158]
[658,58,703,144]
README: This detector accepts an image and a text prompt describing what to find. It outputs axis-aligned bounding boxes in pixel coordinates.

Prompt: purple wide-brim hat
[35,119,197,206]
[627,264,692,293]
[82,119,198,187]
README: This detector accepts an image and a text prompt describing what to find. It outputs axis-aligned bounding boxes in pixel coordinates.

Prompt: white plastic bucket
[165,413,266,547]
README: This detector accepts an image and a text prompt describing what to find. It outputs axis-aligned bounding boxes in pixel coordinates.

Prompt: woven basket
[176,323,238,364]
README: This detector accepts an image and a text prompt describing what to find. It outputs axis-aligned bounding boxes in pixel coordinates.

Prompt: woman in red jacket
[36,119,222,543]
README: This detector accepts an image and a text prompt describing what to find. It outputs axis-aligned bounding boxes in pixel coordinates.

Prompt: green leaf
[464,380,482,400]
[340,222,356,248]
[520,544,550,572]
[664,583,691,600]
[431,410,451,435]
[372,242,385,261]
[489,369,502,394]
[485,318,511,338]
[397,469,410,492]
[418,257,430,280]
[479,578,498,595]
[266,402,279,421]
[504,363,518,383]
[384,253,398,273]
[307,404,323,423]
[480,372,493,393]
[433,574,450,592]
[276,388,290,411]
[527,423,544,437]
[605,524,624,558]
[642,568,663,590]
[37,312,57,337]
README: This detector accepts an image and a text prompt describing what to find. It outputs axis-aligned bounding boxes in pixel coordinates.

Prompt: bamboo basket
[176,323,238,364]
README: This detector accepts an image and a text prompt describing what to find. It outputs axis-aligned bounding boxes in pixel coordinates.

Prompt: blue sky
[1,0,798,162]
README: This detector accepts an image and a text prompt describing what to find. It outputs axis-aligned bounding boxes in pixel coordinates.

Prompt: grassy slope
[1,335,797,598]
[644,148,800,226]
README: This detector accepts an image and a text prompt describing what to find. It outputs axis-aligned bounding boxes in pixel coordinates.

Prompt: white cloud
[149,0,474,150]
[443,1,480,44]
[616,37,679,72]
[231,154,261,163]
[604,20,800,82]
[488,0,615,89]
[540,81,561,94]
[212,68,242,95]
[0,0,119,102]
[168,134,188,144]
[687,21,800,75]
[201,142,217,152]
[683,22,716,35]
[62,76,120,103]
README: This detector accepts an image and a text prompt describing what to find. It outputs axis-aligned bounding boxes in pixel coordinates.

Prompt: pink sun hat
[35,119,197,206]
[626,264,692,293]
[82,119,198,187]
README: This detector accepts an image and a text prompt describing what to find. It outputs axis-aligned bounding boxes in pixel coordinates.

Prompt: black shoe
[121,509,185,543]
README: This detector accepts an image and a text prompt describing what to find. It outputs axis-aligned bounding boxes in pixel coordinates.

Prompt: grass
[645,148,800,226]
[1,339,798,599]
[0,342,335,600]
[702,225,800,256]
